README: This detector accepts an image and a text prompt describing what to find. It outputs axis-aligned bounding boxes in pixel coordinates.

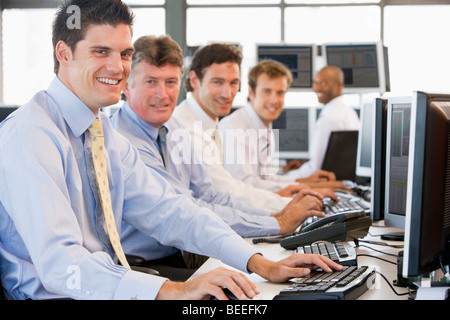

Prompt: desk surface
[190,222,411,300]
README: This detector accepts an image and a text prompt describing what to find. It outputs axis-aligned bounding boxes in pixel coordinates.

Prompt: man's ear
[55,40,72,65]
[122,80,131,99]
[189,70,200,90]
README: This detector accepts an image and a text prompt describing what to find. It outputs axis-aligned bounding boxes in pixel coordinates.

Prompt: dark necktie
[157,126,170,171]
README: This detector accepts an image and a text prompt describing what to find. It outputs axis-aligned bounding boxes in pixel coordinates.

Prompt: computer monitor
[384,96,412,233]
[356,101,374,178]
[324,42,389,93]
[403,91,450,279]
[272,107,310,159]
[0,106,19,122]
[370,98,387,222]
[256,44,314,89]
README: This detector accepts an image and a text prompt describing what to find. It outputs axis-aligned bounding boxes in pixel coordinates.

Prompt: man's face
[58,23,134,112]
[249,73,288,127]
[190,62,240,121]
[313,69,341,104]
[124,61,181,128]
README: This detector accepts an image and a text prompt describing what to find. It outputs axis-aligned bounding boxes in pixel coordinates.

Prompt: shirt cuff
[113,269,168,300]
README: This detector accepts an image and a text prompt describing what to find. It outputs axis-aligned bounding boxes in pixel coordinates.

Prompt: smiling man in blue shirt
[0,0,342,300]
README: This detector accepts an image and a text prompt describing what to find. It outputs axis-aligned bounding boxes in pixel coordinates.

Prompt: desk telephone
[252,211,371,250]
[280,211,371,250]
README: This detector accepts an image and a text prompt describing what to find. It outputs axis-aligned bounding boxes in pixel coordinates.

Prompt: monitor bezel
[256,43,316,91]
[383,95,412,230]
[370,98,387,222]
[356,99,374,178]
[323,42,388,94]
[272,106,312,160]
[403,91,450,278]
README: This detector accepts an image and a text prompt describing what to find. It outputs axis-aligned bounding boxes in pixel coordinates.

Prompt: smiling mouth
[151,104,170,108]
[97,77,120,85]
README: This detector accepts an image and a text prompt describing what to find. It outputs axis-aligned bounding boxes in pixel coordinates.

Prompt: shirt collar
[46,76,97,138]
[122,101,160,141]
[187,95,219,131]
[244,102,272,131]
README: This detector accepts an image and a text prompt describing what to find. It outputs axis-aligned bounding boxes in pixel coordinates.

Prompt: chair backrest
[321,130,359,181]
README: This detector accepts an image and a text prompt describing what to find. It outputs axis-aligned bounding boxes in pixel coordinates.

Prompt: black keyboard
[295,241,357,266]
[273,265,376,300]
[303,193,370,228]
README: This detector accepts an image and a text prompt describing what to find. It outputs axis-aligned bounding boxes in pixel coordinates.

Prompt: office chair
[321,130,359,181]
[126,254,160,276]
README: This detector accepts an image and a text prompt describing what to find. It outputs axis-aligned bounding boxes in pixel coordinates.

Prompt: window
[2,7,165,105]
[384,5,450,93]
[2,9,54,105]
[285,6,380,44]
[187,7,281,106]
[131,8,166,42]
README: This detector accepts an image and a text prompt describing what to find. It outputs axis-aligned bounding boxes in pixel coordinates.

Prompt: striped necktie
[88,118,130,269]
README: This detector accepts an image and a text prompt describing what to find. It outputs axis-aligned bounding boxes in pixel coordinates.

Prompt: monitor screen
[403,91,450,279]
[370,98,387,222]
[384,97,411,230]
[257,45,313,89]
[356,101,373,178]
[272,107,310,159]
[324,43,388,93]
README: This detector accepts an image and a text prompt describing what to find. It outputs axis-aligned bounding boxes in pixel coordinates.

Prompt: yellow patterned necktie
[88,118,130,269]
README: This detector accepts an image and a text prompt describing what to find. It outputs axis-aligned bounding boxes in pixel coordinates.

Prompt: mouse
[210,288,239,300]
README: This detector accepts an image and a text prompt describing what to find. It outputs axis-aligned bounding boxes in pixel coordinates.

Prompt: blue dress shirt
[0,77,258,300]
[110,103,279,260]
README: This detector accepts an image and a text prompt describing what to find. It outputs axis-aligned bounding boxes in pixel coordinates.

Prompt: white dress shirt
[219,103,296,192]
[173,95,292,212]
[286,95,360,178]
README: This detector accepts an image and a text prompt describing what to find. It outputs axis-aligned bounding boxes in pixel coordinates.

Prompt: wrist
[155,280,184,300]
[247,254,272,280]
[276,215,290,234]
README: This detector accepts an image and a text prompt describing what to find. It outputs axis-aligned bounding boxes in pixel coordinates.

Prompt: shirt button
[85,290,91,297]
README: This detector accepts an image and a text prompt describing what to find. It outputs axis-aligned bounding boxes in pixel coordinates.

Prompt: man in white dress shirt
[173,43,310,211]
[219,60,345,193]
[284,65,361,179]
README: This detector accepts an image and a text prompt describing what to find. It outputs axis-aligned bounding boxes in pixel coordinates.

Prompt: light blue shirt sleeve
[0,77,259,300]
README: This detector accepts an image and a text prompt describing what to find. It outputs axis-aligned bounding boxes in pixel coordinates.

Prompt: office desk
[190,221,411,300]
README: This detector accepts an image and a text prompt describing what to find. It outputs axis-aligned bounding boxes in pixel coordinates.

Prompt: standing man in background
[284,65,360,178]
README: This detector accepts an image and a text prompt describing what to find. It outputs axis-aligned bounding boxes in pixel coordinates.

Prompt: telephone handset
[279,211,372,250]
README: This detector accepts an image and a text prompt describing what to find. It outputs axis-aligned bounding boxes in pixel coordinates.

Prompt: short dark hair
[52,0,134,74]
[184,42,242,92]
